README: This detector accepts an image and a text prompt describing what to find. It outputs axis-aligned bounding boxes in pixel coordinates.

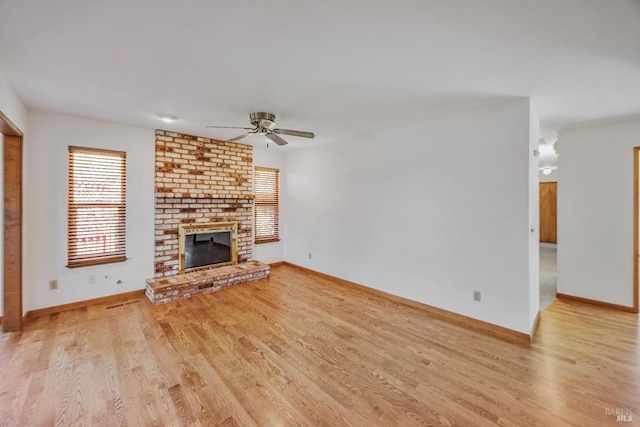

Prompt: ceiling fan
[207,112,315,146]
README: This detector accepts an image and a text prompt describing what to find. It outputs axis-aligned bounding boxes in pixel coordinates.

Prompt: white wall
[24,111,155,311]
[252,147,286,264]
[529,102,540,331]
[0,70,27,317]
[284,99,536,334]
[558,119,640,308]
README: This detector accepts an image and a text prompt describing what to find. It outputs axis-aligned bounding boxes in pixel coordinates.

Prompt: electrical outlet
[473,290,481,302]
[308,252,312,259]
[49,280,58,290]
[88,275,96,284]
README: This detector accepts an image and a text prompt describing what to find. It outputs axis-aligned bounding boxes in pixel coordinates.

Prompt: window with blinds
[67,146,127,267]
[254,166,280,244]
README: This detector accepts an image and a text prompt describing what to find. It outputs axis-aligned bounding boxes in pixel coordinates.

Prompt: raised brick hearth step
[145,261,270,304]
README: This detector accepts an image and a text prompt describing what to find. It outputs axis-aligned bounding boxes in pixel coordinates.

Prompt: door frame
[1,110,23,332]
[633,147,640,313]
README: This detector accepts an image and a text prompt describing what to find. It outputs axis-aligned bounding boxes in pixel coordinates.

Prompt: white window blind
[254,166,280,244]
[68,146,126,267]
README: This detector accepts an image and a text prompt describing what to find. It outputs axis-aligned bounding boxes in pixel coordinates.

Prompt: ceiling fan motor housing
[250,112,276,129]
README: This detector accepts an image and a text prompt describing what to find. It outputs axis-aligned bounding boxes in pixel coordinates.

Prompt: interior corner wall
[0,70,26,132]
[24,110,155,312]
[0,70,27,318]
[558,119,640,308]
[252,147,286,264]
[528,101,540,330]
[284,99,534,334]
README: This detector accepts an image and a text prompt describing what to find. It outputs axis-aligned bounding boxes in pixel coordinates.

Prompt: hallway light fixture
[538,143,556,156]
[539,166,557,175]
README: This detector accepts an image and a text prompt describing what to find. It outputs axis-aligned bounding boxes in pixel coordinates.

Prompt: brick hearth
[145,261,270,304]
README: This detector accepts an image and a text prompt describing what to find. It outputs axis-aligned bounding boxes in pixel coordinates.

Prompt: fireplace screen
[178,222,237,273]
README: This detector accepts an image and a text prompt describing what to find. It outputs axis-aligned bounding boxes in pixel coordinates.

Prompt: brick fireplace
[153,130,254,278]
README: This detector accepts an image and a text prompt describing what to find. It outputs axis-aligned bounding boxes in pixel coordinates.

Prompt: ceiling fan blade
[206,125,255,130]
[228,130,257,142]
[266,132,288,146]
[273,128,315,139]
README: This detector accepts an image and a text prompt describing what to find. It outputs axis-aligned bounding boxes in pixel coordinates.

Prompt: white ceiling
[1,0,639,150]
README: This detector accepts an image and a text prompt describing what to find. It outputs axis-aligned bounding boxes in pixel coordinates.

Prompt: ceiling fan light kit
[207,112,315,146]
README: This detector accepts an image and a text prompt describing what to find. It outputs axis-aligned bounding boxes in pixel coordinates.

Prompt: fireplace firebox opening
[178,222,238,273]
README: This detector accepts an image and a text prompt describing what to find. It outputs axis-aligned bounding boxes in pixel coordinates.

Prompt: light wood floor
[1,265,638,426]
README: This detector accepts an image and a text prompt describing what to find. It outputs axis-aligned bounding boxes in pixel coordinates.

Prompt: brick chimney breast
[153,130,254,277]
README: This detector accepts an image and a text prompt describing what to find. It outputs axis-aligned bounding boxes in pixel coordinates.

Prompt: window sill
[255,238,281,245]
[66,256,128,268]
